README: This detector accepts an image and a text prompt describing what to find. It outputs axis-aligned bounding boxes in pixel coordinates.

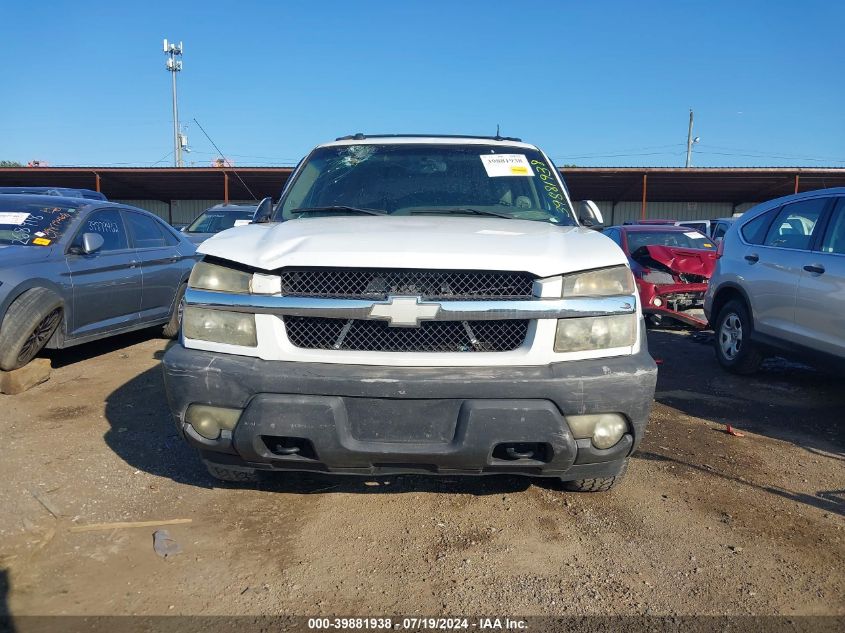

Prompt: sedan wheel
[18,308,62,365]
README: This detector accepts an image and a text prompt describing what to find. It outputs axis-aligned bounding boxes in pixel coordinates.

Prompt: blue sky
[1,0,842,168]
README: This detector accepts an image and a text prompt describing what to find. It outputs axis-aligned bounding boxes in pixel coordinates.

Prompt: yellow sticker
[33,237,51,246]
[510,166,529,175]
[704,243,713,248]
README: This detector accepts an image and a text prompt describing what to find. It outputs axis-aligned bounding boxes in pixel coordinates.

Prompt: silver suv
[704,188,845,373]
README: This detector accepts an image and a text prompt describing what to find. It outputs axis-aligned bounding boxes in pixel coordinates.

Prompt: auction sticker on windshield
[480,154,535,177]
[0,212,30,225]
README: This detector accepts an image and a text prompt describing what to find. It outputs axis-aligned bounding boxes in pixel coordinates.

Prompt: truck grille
[284,317,529,352]
[279,268,535,301]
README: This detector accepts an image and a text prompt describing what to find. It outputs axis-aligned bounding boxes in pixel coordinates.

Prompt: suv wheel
[714,299,763,374]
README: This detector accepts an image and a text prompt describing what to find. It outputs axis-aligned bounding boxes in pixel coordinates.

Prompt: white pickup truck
[163,135,657,491]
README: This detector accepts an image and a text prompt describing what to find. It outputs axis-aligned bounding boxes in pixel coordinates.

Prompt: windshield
[0,200,83,246]
[277,144,576,225]
[627,230,717,251]
[186,208,255,233]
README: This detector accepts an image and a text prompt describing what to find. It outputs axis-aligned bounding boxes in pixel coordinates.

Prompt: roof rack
[334,133,523,142]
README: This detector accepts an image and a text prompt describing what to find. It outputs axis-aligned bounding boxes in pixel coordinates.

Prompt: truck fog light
[185,404,242,440]
[567,413,629,449]
[554,314,636,352]
[183,306,257,346]
[653,297,663,307]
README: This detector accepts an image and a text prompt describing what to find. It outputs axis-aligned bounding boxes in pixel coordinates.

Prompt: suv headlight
[189,261,251,293]
[562,265,635,297]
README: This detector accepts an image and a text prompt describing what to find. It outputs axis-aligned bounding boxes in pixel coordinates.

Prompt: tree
[0,160,22,167]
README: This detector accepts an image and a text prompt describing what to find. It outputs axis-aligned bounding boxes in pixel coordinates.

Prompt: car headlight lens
[563,265,635,297]
[182,306,257,346]
[185,404,242,440]
[554,314,636,352]
[567,413,629,449]
[189,261,252,293]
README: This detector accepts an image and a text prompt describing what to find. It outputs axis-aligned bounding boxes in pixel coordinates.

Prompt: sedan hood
[185,232,214,245]
[636,245,718,278]
[0,244,56,268]
[197,216,627,278]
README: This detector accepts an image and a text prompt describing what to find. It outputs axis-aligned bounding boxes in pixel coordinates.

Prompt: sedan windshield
[187,209,255,233]
[626,230,716,252]
[278,144,576,225]
[0,199,82,246]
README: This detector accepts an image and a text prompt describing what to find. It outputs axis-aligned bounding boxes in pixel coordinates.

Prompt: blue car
[0,194,198,370]
[180,203,259,245]
[0,186,107,201]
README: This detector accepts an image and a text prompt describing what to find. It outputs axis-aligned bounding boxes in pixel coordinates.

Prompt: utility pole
[685,109,700,168]
[163,39,184,167]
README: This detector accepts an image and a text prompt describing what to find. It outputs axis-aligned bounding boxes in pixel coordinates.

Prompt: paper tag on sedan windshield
[0,212,30,225]
[233,219,251,227]
[684,231,705,239]
[480,154,535,177]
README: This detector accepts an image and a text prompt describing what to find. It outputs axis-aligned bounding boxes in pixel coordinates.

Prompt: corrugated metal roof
[1,166,843,203]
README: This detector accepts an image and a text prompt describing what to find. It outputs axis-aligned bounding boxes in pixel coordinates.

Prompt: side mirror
[81,232,105,254]
[252,197,274,224]
[579,200,605,228]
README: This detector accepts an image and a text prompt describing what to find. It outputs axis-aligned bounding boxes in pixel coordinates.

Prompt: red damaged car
[602,225,718,328]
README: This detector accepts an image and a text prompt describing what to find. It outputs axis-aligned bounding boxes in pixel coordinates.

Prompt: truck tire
[162,283,187,339]
[0,288,63,371]
[204,460,260,483]
[563,459,628,492]
[714,299,763,375]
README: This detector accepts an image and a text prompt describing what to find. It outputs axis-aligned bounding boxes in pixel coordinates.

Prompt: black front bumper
[162,338,657,479]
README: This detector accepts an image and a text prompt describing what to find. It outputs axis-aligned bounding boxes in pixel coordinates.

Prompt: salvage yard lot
[1,329,843,616]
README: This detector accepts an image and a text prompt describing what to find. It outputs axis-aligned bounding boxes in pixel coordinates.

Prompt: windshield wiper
[290,206,387,216]
[408,208,515,219]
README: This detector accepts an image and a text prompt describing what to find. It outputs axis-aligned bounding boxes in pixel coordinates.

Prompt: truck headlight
[189,261,252,293]
[182,306,257,346]
[567,413,629,449]
[554,314,636,352]
[563,265,635,297]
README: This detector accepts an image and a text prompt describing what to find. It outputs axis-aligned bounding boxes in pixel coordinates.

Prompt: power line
[192,118,259,200]
[695,149,845,164]
[697,143,845,163]
[553,150,687,161]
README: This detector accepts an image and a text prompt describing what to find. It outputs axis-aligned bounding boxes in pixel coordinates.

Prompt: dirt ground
[0,327,843,618]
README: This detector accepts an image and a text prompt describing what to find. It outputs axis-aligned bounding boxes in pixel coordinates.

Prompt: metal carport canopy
[0,166,843,204]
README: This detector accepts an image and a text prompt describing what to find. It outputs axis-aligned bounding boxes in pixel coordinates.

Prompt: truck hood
[197,216,627,278]
[636,244,718,278]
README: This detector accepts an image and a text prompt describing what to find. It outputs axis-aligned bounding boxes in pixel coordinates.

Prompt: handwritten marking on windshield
[531,160,566,213]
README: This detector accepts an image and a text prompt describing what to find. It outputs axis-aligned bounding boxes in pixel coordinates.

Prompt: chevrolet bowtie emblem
[369,296,441,327]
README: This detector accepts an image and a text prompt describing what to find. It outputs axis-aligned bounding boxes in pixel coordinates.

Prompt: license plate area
[344,397,461,444]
